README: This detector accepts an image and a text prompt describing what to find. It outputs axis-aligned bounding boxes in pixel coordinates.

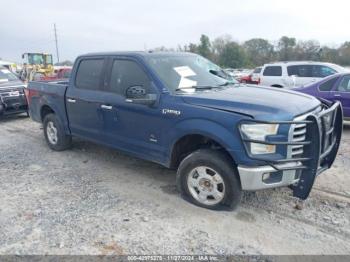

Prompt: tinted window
[75,59,104,90]
[312,65,337,78]
[263,66,282,76]
[319,77,338,91]
[109,60,151,96]
[287,65,313,77]
[338,75,350,92]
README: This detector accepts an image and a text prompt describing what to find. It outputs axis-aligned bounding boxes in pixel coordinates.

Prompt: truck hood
[181,85,321,120]
[0,80,25,90]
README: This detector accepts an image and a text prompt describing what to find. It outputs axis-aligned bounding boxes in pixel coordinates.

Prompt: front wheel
[176,149,242,210]
[43,113,72,151]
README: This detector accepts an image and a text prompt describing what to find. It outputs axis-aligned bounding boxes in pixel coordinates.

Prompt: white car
[251,66,262,83]
[259,61,347,88]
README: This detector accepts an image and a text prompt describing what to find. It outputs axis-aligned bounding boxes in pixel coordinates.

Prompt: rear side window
[263,66,282,76]
[312,65,337,78]
[319,77,338,91]
[287,65,312,77]
[109,60,151,96]
[75,59,104,90]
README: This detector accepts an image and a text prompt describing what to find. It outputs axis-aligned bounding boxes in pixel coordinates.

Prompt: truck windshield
[146,54,237,92]
[0,68,19,82]
[28,54,44,65]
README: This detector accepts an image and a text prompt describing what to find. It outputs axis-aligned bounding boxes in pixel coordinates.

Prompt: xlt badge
[162,109,181,116]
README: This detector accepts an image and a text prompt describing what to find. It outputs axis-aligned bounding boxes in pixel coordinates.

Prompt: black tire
[176,149,242,210]
[43,113,72,151]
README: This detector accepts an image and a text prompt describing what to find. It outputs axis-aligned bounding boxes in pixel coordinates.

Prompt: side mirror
[126,85,146,99]
[125,86,157,106]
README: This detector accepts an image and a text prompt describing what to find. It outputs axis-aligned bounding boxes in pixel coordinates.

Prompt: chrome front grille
[291,123,307,157]
[288,106,322,158]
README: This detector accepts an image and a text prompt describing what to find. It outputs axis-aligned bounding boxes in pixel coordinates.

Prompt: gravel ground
[0,115,349,255]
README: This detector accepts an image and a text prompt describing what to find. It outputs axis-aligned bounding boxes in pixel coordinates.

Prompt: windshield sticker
[174,66,197,91]
[1,69,11,74]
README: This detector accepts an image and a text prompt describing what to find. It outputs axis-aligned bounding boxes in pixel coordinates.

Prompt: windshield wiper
[175,85,215,91]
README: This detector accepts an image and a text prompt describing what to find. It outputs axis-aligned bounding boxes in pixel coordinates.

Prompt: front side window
[75,59,104,90]
[313,65,337,78]
[318,77,338,91]
[338,75,350,92]
[45,55,53,65]
[109,60,151,96]
[263,66,282,76]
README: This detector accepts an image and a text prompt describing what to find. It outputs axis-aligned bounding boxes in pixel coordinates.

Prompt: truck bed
[27,80,69,128]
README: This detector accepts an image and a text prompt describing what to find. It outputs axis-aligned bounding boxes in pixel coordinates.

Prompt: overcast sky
[1,0,349,62]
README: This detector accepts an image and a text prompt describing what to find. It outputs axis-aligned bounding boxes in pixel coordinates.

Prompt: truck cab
[27,52,343,210]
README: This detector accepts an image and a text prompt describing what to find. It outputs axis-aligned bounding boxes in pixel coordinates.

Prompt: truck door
[66,57,108,140]
[98,57,165,162]
[333,74,350,118]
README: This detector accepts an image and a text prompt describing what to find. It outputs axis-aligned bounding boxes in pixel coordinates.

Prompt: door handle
[333,94,341,97]
[101,104,113,110]
[67,98,76,103]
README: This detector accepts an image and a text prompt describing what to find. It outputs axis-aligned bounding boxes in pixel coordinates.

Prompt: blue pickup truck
[27,52,343,210]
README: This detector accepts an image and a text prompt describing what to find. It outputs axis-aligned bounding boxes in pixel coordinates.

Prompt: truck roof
[79,51,195,59]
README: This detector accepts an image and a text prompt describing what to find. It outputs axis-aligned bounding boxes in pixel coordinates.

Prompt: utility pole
[54,23,60,63]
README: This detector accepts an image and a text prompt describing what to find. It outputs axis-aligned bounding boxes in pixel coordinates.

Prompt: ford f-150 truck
[26,52,343,210]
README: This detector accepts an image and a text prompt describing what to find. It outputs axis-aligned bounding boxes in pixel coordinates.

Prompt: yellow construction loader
[20,53,54,81]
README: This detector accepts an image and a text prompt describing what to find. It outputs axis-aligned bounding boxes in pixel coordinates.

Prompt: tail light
[24,88,39,106]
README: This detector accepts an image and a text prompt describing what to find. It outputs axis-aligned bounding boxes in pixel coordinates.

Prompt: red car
[239,67,262,84]
[40,68,72,81]
[239,74,253,84]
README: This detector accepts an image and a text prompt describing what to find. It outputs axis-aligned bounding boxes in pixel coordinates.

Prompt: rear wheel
[43,113,71,151]
[176,149,242,210]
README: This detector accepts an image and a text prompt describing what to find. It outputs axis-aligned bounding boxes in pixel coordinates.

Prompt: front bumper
[0,90,28,115]
[237,101,343,199]
[238,162,301,191]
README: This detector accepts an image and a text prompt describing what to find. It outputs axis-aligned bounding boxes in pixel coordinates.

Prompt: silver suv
[259,61,347,88]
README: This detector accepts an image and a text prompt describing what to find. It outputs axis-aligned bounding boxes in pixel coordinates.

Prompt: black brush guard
[240,101,343,200]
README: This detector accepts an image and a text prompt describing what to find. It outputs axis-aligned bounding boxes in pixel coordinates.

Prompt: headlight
[240,124,279,155]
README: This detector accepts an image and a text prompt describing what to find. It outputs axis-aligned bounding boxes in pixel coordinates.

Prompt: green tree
[338,42,350,66]
[294,40,320,60]
[218,42,247,68]
[278,36,296,61]
[197,34,212,59]
[243,38,275,66]
[212,35,233,64]
[188,43,198,53]
[319,46,340,64]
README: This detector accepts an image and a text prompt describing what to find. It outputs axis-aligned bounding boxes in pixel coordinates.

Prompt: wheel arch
[40,104,55,121]
[169,132,239,172]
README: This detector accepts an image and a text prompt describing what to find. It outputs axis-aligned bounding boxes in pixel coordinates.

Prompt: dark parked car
[294,73,350,120]
[0,67,28,117]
